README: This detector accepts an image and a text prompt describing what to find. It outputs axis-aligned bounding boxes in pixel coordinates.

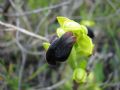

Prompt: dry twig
[0,21,48,41]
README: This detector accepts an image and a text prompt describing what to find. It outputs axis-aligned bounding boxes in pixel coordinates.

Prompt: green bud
[80,20,95,27]
[73,68,87,83]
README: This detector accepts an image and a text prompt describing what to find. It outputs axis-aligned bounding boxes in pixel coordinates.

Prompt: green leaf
[94,62,105,83]
[27,64,47,81]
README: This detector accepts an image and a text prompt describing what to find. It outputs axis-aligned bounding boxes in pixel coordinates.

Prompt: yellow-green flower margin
[57,16,94,56]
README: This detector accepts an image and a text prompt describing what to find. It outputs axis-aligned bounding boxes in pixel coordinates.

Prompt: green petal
[42,42,50,51]
[57,16,81,31]
[56,28,65,37]
[57,16,69,27]
[80,25,88,35]
[76,34,94,56]
[57,16,80,27]
[57,16,88,35]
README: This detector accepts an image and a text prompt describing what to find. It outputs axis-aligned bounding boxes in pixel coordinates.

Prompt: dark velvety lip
[46,58,57,66]
[46,31,76,66]
[87,27,94,39]
[64,31,73,36]
[70,36,76,44]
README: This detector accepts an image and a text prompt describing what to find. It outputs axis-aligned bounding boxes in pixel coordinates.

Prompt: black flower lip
[46,32,76,66]
[87,27,94,39]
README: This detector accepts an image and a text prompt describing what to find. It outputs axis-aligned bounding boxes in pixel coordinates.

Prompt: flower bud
[73,68,87,83]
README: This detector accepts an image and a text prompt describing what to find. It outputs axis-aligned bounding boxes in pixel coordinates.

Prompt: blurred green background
[0,0,120,90]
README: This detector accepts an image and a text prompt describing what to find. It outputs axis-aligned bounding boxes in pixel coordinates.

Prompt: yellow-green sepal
[57,16,82,32]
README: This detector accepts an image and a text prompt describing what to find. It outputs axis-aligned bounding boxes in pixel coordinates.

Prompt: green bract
[57,16,94,56]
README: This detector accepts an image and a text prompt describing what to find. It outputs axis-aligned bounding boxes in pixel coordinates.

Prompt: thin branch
[99,82,120,87]
[3,0,11,13]
[0,40,16,47]
[15,18,26,90]
[9,0,32,30]
[3,0,71,17]
[41,79,67,90]
[15,30,44,55]
[2,0,11,20]
[29,79,68,90]
[26,10,51,45]
[18,51,26,90]
[0,21,48,41]
[71,8,120,21]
